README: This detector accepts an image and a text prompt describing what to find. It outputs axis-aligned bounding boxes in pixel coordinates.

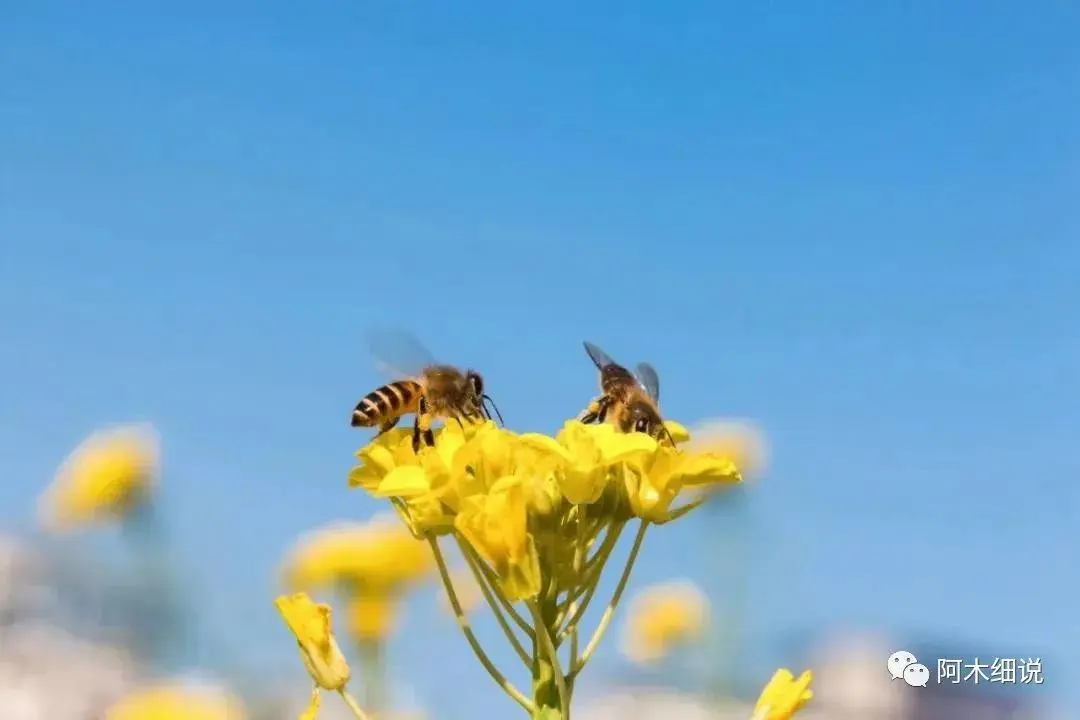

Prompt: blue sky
[1,1,1077,716]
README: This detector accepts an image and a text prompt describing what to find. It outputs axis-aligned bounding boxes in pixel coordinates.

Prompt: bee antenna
[482,395,505,425]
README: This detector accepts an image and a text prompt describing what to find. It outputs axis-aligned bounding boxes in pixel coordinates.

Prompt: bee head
[465,370,504,426]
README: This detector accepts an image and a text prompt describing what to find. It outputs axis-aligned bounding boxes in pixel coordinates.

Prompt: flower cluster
[347,418,742,719]
[351,420,738,599]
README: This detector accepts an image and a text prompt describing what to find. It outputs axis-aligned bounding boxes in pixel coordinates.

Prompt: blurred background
[1,2,1076,718]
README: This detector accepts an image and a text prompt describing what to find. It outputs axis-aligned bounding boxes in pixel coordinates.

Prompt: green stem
[556,522,624,640]
[569,521,649,682]
[339,689,373,720]
[654,497,706,525]
[427,537,535,714]
[457,536,534,638]
[529,594,570,719]
[456,537,533,666]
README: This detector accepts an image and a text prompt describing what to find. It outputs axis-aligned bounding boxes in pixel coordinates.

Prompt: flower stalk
[528,594,568,719]
[357,639,386,716]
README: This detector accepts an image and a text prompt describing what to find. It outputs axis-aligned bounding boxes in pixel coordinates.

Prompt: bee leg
[412,397,436,453]
[580,396,609,424]
[411,418,422,454]
[373,416,402,440]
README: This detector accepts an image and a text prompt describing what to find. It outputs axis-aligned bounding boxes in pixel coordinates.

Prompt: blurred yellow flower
[688,418,769,480]
[621,579,709,665]
[106,682,245,720]
[752,668,814,720]
[346,592,402,642]
[282,515,432,594]
[39,423,159,532]
[276,592,351,692]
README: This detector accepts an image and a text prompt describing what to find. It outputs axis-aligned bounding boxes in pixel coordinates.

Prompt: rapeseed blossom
[282,516,432,596]
[38,423,159,531]
[276,592,369,720]
[348,417,744,718]
[751,668,814,720]
[106,682,245,720]
[620,579,709,665]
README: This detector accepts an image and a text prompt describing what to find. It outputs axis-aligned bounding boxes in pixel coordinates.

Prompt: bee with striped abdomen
[578,340,675,446]
[351,330,504,453]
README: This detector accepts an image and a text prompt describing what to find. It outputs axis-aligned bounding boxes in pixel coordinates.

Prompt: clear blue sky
[1,1,1077,716]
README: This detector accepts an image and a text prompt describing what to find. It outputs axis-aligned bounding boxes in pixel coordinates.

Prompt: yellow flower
[276,592,351,692]
[622,442,742,522]
[106,682,245,720]
[453,476,541,601]
[752,668,813,720]
[520,421,656,506]
[620,579,709,665]
[38,423,159,531]
[347,429,419,493]
[354,422,486,534]
[282,515,432,594]
[346,592,402,643]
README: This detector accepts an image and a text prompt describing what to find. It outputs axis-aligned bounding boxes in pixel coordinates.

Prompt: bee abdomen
[351,380,421,427]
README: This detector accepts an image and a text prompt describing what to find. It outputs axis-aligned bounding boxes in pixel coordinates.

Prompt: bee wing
[583,340,619,370]
[633,362,661,402]
[364,328,438,380]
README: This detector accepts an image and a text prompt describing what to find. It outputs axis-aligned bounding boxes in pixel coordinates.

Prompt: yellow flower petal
[599,431,658,463]
[557,466,606,505]
[453,476,541,601]
[663,420,691,444]
[688,418,769,478]
[675,453,742,487]
[752,668,814,720]
[517,433,573,463]
[355,442,398,475]
[375,466,431,498]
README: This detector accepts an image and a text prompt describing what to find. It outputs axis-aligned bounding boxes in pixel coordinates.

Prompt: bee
[351,329,504,453]
[578,340,675,445]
